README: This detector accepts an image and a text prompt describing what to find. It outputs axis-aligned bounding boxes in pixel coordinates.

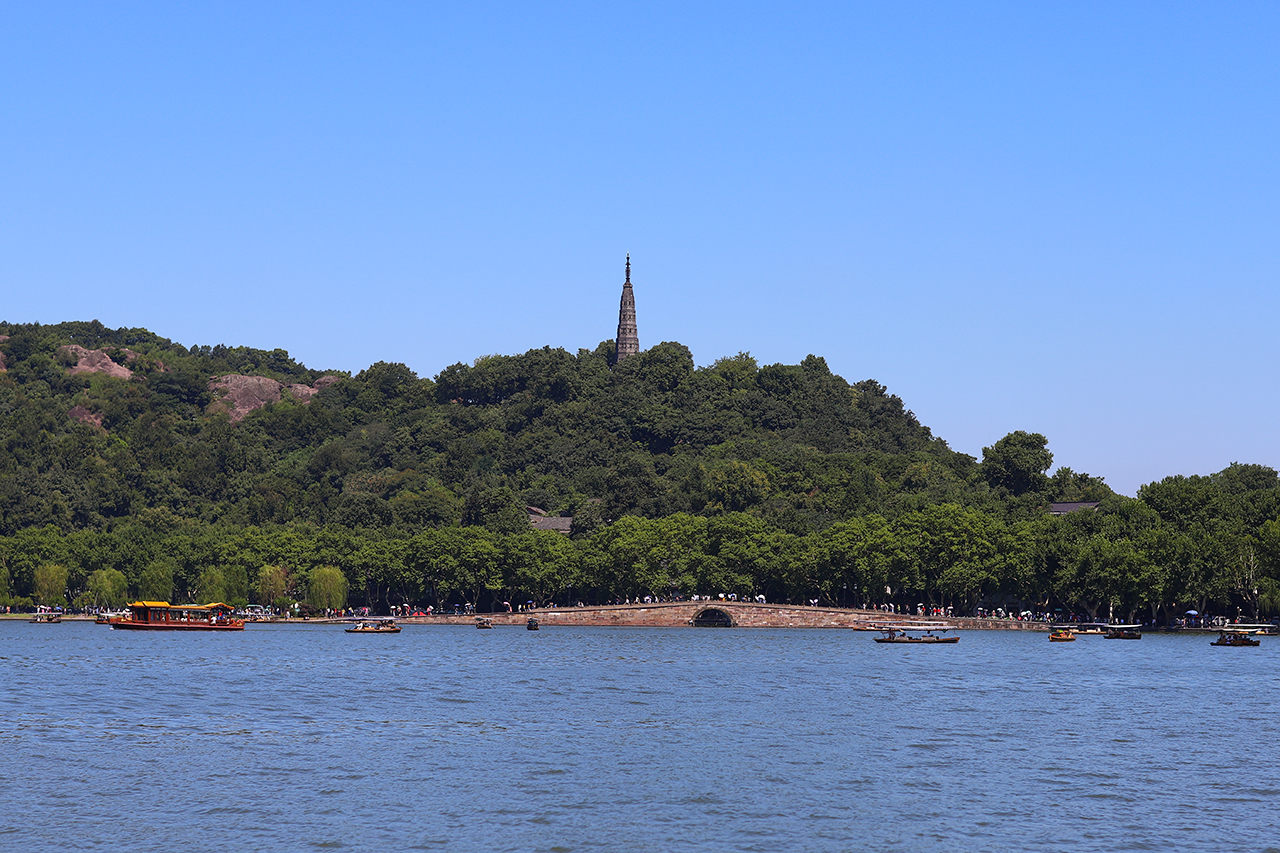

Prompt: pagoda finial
[625,253,631,284]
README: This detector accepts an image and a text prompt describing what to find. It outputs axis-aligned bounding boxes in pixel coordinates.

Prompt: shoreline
[4,607,1256,633]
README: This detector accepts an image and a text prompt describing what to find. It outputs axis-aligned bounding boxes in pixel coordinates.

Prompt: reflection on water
[2,622,1278,852]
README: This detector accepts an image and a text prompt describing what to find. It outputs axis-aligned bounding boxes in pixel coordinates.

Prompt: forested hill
[0,318,1009,534]
[2,319,1277,622]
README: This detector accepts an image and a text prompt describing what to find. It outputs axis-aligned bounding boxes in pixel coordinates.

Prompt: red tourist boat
[110,601,245,631]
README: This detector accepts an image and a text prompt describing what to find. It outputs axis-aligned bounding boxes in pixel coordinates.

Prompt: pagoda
[615,254,639,363]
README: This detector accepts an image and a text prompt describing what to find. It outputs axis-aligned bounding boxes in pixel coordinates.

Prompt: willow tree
[307,565,348,610]
[33,563,69,606]
[87,568,129,608]
[257,564,288,606]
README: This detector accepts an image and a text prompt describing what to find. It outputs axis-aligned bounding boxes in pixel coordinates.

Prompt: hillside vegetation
[1,320,1277,621]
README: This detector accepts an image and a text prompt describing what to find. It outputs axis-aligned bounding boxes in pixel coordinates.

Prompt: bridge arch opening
[691,607,734,627]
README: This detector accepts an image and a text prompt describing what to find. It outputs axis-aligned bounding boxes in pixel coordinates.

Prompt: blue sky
[3,1,1276,495]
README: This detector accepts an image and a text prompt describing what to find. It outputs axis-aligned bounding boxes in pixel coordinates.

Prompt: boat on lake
[873,624,958,644]
[346,619,401,634]
[29,612,62,623]
[476,617,493,629]
[1211,630,1260,647]
[111,601,244,631]
[1061,623,1109,635]
[1216,623,1277,635]
[527,617,539,631]
[1103,624,1142,640]
[1049,629,1076,642]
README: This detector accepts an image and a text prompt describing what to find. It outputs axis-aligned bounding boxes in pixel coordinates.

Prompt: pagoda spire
[615,254,639,363]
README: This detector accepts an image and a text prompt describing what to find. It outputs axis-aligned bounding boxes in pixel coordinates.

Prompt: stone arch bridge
[419,601,896,629]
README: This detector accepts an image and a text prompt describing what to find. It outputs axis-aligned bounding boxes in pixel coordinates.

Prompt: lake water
[2,621,1277,852]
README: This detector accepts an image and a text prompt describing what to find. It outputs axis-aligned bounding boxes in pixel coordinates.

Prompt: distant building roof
[529,515,572,535]
[1049,501,1101,515]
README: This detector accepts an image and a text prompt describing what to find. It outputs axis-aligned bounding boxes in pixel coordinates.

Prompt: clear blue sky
[3,1,1276,495]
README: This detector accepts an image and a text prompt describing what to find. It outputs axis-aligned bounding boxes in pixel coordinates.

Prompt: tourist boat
[1218,623,1276,636]
[1103,624,1142,640]
[1211,630,1260,647]
[29,612,62,623]
[345,619,401,634]
[111,601,245,631]
[873,624,958,644]
[476,617,493,629]
[1048,629,1076,642]
[526,617,539,631]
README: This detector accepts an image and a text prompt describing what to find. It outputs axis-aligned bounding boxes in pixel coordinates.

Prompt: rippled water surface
[2,621,1278,851]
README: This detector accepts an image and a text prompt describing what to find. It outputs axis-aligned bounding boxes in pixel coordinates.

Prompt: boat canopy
[127,601,236,612]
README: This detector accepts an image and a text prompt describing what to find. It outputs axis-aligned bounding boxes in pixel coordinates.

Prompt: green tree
[86,568,129,608]
[814,515,898,607]
[982,431,1053,496]
[502,531,583,605]
[196,567,228,604]
[137,560,175,601]
[257,564,288,605]
[892,504,1014,610]
[33,563,69,606]
[307,565,349,610]
[463,487,530,535]
[705,461,770,514]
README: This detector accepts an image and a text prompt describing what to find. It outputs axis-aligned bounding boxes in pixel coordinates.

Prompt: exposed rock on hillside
[207,373,342,422]
[68,405,105,430]
[60,345,135,379]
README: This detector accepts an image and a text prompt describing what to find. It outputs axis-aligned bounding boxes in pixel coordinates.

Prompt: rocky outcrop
[68,405,105,430]
[60,345,135,379]
[207,373,342,422]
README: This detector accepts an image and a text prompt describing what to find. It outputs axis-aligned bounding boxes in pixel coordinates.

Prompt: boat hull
[111,620,244,631]
[1211,632,1260,647]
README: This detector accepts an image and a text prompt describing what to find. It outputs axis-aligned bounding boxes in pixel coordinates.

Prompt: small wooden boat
[476,617,493,629]
[1104,625,1142,640]
[526,617,539,631]
[1211,630,1260,647]
[346,619,401,634]
[1049,629,1076,642]
[873,624,958,644]
[29,612,62,623]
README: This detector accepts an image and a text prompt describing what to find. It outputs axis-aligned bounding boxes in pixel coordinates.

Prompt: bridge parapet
[415,602,941,629]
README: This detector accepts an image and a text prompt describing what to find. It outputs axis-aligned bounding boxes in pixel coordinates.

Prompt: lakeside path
[2,605,1047,629]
